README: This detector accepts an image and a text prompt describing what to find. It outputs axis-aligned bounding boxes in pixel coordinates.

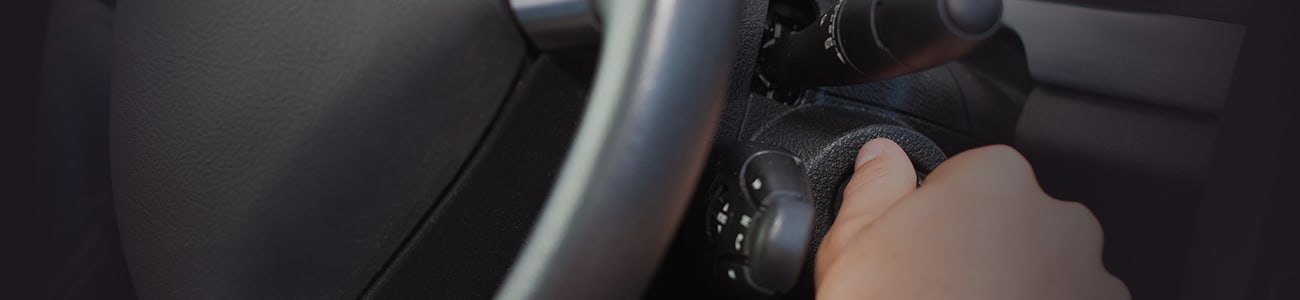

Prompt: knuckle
[1059,201,1106,247]
[981,145,1034,180]
[1101,274,1132,300]
[931,144,1037,191]
[961,144,1025,166]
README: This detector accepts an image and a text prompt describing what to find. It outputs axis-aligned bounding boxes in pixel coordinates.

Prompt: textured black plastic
[751,108,946,242]
[817,41,1034,146]
[749,106,947,298]
[718,0,773,140]
[670,1,996,298]
[820,65,972,133]
[108,0,526,298]
[792,94,983,154]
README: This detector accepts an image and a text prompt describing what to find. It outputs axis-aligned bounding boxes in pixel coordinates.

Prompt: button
[716,261,751,284]
[716,212,728,224]
[735,233,745,250]
[717,261,769,295]
[743,152,806,206]
[740,214,752,228]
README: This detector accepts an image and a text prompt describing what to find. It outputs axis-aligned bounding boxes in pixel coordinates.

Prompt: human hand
[815,139,1130,299]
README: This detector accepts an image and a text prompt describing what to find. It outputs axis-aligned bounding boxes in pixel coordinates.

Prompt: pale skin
[816,138,1131,299]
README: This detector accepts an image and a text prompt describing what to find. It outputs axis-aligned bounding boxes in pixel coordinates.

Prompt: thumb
[816,138,918,284]
[832,138,918,241]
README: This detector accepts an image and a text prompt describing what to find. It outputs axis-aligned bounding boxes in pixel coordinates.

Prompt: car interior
[5,0,1299,299]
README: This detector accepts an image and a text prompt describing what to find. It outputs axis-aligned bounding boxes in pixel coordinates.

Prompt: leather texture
[108,0,525,298]
[361,56,591,299]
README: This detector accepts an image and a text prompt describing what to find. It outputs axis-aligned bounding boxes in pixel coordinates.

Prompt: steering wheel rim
[498,0,741,298]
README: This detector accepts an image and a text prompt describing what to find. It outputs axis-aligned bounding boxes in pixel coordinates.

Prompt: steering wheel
[110,0,739,299]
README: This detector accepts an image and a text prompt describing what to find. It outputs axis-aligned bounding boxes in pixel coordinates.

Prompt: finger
[817,138,917,282]
[925,144,1042,202]
[834,138,918,234]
